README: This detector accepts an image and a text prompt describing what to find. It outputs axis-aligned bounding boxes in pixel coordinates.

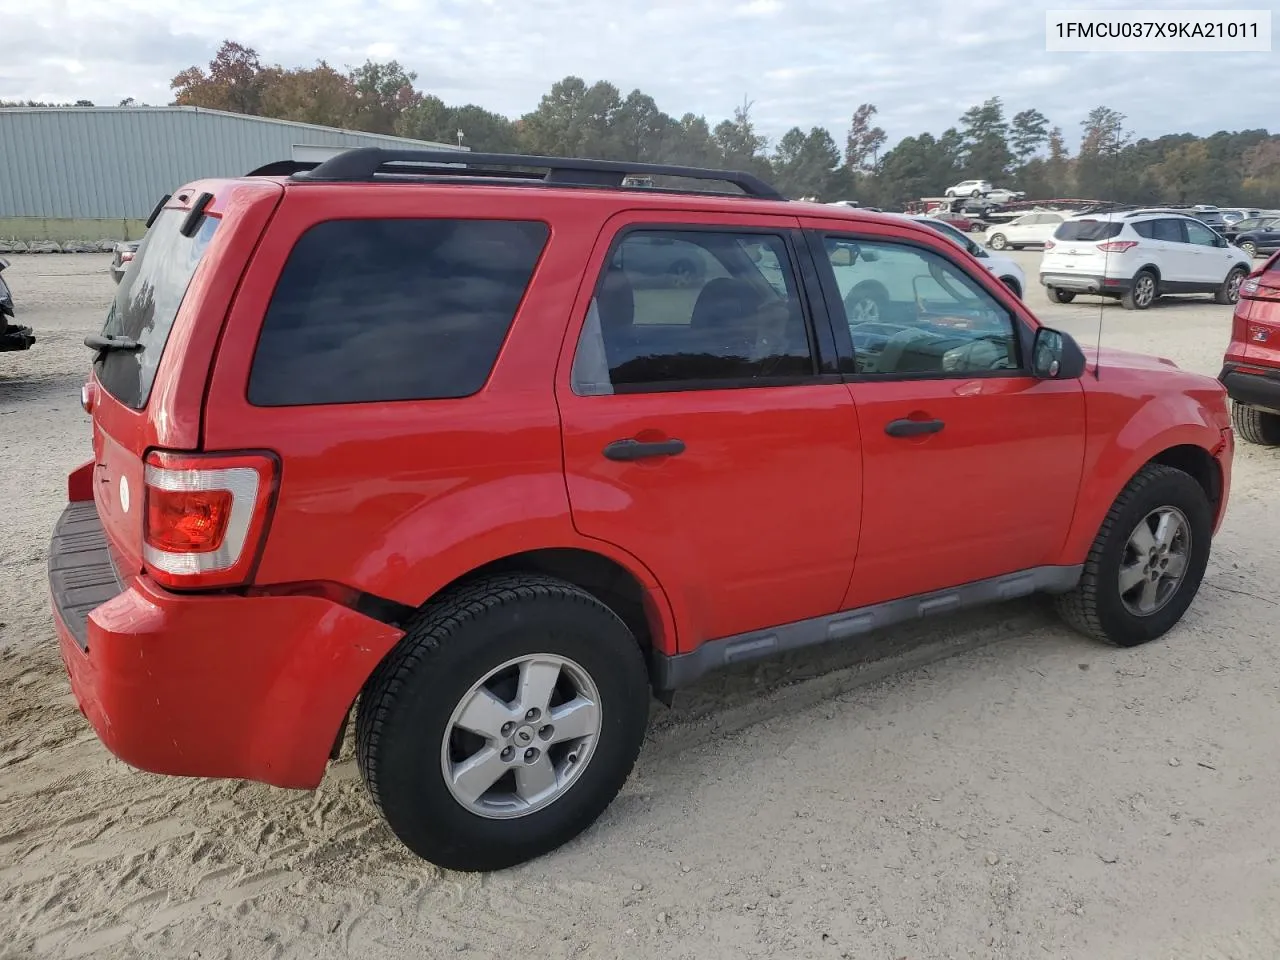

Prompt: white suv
[1039,211,1254,310]
[945,179,993,198]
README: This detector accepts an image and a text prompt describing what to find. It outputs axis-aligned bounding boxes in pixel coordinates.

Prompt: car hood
[1081,344,1180,373]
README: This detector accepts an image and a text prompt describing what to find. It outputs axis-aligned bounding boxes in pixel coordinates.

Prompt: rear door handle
[602,438,686,461]
[885,418,945,438]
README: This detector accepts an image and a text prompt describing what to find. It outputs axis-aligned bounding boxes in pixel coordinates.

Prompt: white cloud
[0,0,1274,150]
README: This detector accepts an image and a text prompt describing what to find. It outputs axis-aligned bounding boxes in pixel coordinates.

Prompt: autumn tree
[171,41,268,115]
[348,59,421,135]
[259,61,355,128]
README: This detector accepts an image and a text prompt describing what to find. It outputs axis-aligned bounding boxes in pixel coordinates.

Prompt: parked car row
[943,179,1025,204]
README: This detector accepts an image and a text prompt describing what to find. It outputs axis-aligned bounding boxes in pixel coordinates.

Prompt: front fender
[1057,391,1226,564]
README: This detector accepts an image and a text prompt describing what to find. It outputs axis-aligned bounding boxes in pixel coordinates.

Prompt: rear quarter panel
[200,186,680,652]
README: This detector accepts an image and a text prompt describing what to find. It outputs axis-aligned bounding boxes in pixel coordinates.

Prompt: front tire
[1240,240,1257,258]
[1055,464,1212,647]
[1122,269,1157,310]
[988,233,1008,250]
[1232,401,1280,445]
[1000,276,1022,299]
[357,574,651,872]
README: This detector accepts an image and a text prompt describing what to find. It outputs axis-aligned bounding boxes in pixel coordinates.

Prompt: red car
[1220,249,1280,445]
[51,149,1233,872]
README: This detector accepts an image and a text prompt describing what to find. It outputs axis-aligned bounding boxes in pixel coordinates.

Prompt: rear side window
[248,218,549,406]
[95,209,220,409]
[1054,220,1124,242]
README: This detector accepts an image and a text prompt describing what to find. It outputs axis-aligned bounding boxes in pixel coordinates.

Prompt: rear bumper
[50,502,404,789]
[1219,362,1280,415]
[1040,272,1131,295]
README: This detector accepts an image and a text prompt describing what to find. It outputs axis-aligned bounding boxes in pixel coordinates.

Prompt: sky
[1,0,1276,150]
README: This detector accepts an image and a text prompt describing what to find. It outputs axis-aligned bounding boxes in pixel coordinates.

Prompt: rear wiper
[84,333,143,352]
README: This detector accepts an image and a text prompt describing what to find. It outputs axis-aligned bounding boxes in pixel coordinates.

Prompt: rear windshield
[1054,220,1123,242]
[247,218,549,407]
[95,208,220,408]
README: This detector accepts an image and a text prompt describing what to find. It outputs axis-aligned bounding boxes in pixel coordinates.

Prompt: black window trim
[573,221,844,397]
[803,228,1034,383]
[245,215,552,408]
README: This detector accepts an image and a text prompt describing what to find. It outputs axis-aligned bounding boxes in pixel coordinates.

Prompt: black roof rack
[246,159,321,177]
[286,147,785,200]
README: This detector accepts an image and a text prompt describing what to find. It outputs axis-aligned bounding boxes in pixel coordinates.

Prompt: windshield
[95,208,220,409]
[1054,220,1124,242]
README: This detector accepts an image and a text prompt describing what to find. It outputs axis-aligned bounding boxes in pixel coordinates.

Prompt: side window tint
[1185,220,1218,246]
[1153,219,1185,243]
[571,230,814,395]
[1132,221,1156,239]
[248,218,549,406]
[823,237,1019,378]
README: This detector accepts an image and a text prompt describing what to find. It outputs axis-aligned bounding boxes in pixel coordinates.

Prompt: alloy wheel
[1118,506,1191,617]
[1134,274,1156,307]
[440,654,602,819]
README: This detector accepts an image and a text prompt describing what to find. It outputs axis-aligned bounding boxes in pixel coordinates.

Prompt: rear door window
[248,218,549,406]
[95,209,220,409]
[1152,219,1187,243]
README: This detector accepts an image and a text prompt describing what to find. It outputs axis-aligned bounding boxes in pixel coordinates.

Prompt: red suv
[51,149,1234,872]
[1220,249,1280,445]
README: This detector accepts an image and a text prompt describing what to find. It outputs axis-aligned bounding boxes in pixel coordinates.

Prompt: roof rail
[288,147,786,200]
[246,160,321,177]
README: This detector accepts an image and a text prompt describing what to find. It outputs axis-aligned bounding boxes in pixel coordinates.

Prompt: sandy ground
[2,251,1279,960]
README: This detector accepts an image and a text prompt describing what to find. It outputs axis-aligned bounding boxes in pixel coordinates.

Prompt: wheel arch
[445,547,672,661]
[1057,415,1225,566]
[332,545,679,759]
[1135,262,1162,284]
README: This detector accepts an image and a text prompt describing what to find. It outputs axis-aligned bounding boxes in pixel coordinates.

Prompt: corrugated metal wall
[0,107,461,219]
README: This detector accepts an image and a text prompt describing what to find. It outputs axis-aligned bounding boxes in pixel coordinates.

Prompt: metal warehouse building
[0,106,464,241]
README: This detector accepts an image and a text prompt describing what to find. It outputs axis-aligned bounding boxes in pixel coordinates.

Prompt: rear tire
[1232,401,1280,446]
[1121,269,1157,310]
[1215,266,1248,305]
[356,574,650,871]
[1048,287,1076,304]
[1054,464,1212,647]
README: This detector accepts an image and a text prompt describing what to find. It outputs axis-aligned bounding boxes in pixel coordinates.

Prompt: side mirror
[1031,326,1086,379]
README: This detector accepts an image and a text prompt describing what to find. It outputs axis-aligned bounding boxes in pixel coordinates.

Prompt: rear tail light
[80,380,96,414]
[120,251,134,263]
[1097,241,1139,253]
[1044,241,1055,250]
[1241,277,1260,297]
[142,450,278,589]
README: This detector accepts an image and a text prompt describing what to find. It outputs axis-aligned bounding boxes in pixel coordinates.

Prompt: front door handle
[885,418,945,438]
[603,438,686,461]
